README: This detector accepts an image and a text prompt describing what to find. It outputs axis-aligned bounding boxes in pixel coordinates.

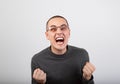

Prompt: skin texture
[45,17,70,55]
[32,16,95,84]
[33,68,46,84]
[83,62,95,80]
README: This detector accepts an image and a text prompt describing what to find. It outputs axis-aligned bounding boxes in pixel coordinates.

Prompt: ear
[68,29,71,38]
[45,31,49,40]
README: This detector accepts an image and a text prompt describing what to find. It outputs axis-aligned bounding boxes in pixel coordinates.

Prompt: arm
[81,49,95,84]
[31,58,46,84]
[33,68,46,84]
[82,62,95,84]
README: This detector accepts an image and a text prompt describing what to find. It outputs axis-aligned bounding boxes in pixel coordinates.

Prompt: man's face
[45,17,70,52]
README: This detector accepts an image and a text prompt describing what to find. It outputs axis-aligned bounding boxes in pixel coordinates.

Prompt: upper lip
[55,37,64,42]
[55,34,65,42]
[56,37,64,40]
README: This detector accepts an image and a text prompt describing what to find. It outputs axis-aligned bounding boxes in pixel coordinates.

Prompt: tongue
[56,41,64,45]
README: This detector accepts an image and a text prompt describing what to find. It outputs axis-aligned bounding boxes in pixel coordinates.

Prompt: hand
[82,62,95,80]
[33,68,46,84]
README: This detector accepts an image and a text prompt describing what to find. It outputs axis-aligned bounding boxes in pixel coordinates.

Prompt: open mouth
[55,37,64,44]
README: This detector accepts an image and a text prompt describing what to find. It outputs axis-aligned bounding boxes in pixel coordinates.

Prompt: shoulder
[68,45,89,60]
[68,45,88,53]
[32,47,50,61]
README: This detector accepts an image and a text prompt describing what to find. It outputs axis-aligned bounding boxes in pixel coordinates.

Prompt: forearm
[32,78,46,84]
[82,75,94,84]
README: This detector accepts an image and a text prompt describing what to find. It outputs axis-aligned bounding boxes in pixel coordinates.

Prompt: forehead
[47,18,67,27]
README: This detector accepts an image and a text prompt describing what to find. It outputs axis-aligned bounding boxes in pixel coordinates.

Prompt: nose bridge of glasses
[56,26,63,32]
[57,25,62,30]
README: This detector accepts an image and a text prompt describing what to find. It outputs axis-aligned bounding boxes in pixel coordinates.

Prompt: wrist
[37,80,46,84]
[83,75,93,81]
[85,75,91,80]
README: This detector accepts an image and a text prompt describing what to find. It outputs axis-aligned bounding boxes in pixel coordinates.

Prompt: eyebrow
[50,25,56,28]
[50,24,67,27]
[61,24,67,26]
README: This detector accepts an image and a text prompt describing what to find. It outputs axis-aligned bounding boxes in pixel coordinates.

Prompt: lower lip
[56,41,64,45]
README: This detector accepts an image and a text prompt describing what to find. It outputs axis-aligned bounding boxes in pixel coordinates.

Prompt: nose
[56,28,63,33]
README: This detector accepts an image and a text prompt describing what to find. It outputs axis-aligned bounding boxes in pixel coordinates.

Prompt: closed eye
[50,27,57,32]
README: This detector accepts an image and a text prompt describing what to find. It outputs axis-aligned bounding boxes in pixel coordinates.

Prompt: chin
[56,46,66,50]
[54,44,67,50]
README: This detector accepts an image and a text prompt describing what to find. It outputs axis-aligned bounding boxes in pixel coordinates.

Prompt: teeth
[56,37,63,40]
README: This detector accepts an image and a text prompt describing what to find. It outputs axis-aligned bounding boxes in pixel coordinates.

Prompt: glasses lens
[48,24,68,32]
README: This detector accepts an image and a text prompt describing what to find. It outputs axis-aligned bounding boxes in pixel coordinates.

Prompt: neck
[51,46,67,55]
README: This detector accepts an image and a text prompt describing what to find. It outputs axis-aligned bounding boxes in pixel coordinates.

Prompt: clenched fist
[33,68,46,84]
[82,62,95,80]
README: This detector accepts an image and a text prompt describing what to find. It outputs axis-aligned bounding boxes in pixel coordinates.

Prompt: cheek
[65,32,70,38]
[46,33,55,41]
[46,32,51,40]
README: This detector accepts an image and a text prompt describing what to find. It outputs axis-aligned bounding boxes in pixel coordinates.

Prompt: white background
[0,0,120,84]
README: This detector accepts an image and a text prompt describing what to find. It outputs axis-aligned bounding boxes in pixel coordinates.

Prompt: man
[31,15,95,84]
